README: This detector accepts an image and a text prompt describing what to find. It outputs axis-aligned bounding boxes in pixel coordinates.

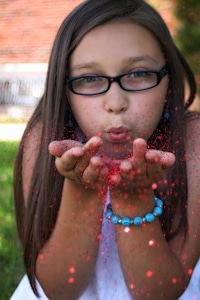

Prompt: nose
[104,82,128,114]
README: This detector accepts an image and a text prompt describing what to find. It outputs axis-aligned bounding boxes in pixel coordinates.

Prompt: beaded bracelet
[105,196,164,227]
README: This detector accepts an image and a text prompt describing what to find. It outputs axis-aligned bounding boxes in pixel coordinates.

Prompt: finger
[76,136,103,172]
[145,150,175,182]
[119,160,135,180]
[82,136,103,154]
[160,152,175,169]
[145,149,161,164]
[82,156,103,183]
[145,150,175,169]
[132,138,147,160]
[131,138,147,175]
[55,147,84,171]
[49,140,83,157]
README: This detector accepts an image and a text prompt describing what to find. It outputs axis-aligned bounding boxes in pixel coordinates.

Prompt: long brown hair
[14,0,196,295]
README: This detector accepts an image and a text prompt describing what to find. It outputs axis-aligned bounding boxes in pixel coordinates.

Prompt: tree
[174,0,200,76]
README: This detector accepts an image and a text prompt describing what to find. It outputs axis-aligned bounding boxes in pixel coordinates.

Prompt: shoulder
[184,110,200,212]
[184,110,200,155]
[169,111,200,281]
[22,121,42,205]
[182,110,200,267]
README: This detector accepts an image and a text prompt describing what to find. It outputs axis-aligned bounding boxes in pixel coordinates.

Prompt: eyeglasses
[66,64,168,96]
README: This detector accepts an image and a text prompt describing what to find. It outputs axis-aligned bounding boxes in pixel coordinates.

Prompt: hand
[49,137,108,189]
[109,138,175,193]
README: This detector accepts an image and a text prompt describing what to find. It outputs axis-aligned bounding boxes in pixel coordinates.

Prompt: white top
[10,191,200,299]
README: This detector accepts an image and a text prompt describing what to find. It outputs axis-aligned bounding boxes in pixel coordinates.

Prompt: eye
[75,76,102,85]
[128,71,151,79]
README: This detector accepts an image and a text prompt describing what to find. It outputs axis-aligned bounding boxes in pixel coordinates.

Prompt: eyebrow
[126,55,158,64]
[70,63,98,73]
[70,56,159,73]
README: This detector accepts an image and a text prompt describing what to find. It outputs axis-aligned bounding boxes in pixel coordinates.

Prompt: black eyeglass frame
[66,64,169,96]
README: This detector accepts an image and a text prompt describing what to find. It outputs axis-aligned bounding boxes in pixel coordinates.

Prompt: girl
[12,0,200,299]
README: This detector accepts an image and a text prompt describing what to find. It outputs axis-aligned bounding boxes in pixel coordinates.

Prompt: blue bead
[111,215,121,224]
[153,206,162,216]
[121,217,131,226]
[68,120,74,127]
[133,216,143,226]
[145,213,155,223]
[155,199,163,207]
[105,210,113,219]
[164,112,171,119]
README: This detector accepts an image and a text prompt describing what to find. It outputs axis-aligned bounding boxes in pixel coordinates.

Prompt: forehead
[70,20,164,73]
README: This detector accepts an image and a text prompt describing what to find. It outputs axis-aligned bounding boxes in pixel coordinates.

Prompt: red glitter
[69,267,75,274]
[172,278,177,284]
[39,254,44,260]
[148,240,155,246]
[188,268,193,276]
[152,183,157,190]
[68,277,75,283]
[146,270,153,278]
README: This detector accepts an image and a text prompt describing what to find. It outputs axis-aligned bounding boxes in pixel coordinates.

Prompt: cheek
[71,103,101,135]
[132,93,165,137]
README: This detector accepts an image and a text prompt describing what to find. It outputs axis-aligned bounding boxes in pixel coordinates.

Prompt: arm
[34,137,107,300]
[109,139,188,299]
[36,179,103,300]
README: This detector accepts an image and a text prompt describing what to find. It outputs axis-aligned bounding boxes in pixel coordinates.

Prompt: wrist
[110,188,155,216]
[63,178,105,207]
[106,194,163,227]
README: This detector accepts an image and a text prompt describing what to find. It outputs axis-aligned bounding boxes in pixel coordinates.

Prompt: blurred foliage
[147,0,200,96]
[173,0,200,91]
[173,0,200,73]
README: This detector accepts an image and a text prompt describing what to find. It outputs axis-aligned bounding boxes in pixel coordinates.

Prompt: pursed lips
[104,126,131,143]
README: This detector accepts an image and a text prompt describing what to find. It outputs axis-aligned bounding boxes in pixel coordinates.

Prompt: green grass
[0,141,24,300]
